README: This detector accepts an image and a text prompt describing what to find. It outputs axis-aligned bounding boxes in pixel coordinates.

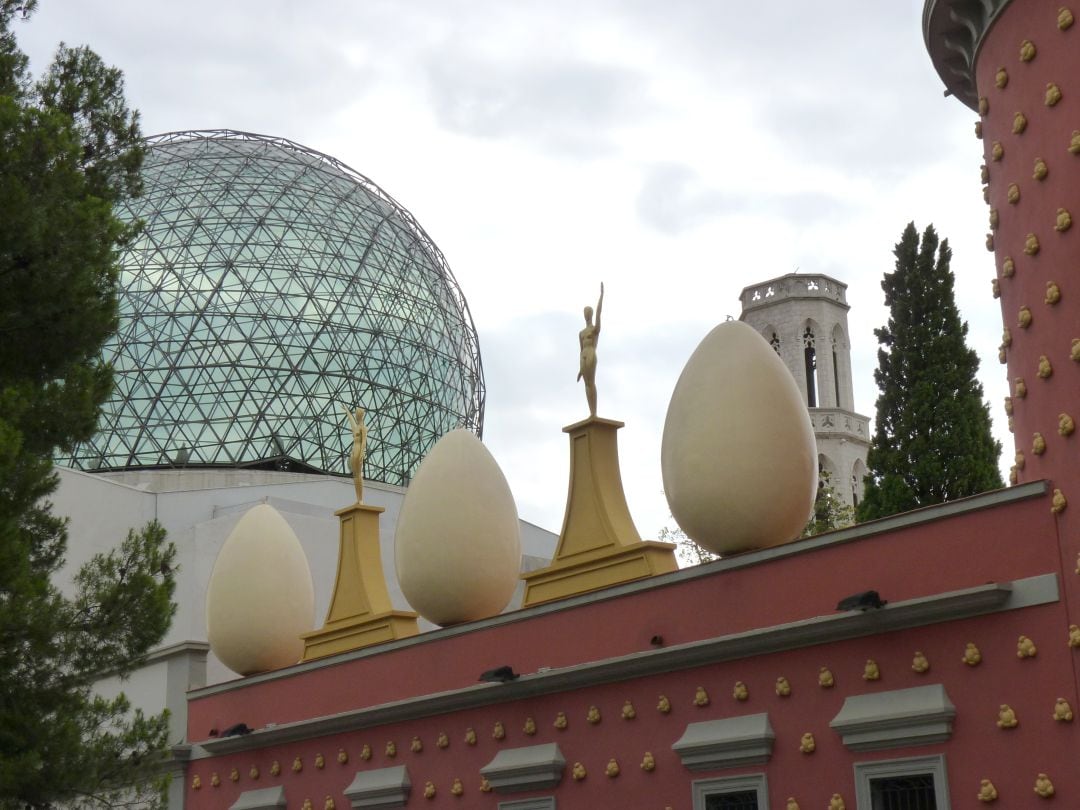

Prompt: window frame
[853,753,950,810]
[691,773,768,810]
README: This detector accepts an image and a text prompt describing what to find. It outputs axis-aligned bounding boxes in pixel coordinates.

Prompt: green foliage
[658,523,718,567]
[858,223,1003,521]
[802,470,855,537]
[0,3,177,807]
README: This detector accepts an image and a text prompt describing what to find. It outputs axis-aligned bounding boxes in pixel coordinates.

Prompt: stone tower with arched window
[739,273,870,509]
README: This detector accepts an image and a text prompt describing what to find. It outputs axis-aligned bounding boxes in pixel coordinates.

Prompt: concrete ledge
[194,573,1055,756]
[672,714,774,771]
[480,743,565,793]
[831,684,956,751]
[230,786,286,810]
[343,765,411,808]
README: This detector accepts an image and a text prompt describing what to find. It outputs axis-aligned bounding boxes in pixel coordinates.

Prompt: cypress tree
[858,222,1003,521]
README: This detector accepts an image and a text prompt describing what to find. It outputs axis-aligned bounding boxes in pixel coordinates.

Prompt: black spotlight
[836,590,887,611]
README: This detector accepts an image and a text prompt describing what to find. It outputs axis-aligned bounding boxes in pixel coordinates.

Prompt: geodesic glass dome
[57,130,485,486]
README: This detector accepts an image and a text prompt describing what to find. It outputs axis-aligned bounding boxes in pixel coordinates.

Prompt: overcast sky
[17,1,1005,537]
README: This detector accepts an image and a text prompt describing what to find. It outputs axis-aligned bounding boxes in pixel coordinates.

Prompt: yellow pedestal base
[301,502,418,661]
[522,417,677,607]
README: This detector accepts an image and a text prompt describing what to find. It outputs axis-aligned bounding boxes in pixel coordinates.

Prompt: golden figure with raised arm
[343,405,367,503]
[577,282,604,417]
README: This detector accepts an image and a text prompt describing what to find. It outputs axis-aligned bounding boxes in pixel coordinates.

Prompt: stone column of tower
[925,0,1079,594]
[739,273,870,509]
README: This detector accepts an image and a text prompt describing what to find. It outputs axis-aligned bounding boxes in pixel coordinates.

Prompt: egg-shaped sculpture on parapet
[395,429,522,626]
[661,320,817,555]
[206,503,315,675]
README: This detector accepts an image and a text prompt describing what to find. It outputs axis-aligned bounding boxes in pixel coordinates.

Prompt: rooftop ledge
[194,567,1057,756]
[189,481,1047,703]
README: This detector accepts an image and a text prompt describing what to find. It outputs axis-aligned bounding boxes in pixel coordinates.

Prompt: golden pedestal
[301,502,418,661]
[522,417,677,607]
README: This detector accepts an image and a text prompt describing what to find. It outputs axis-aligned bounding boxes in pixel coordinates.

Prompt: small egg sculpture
[394,429,522,626]
[206,503,315,676]
[661,321,816,555]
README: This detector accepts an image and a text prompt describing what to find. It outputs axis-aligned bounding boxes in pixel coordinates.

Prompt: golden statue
[343,405,368,503]
[577,282,605,417]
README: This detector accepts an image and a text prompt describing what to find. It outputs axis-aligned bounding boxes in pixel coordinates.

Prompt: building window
[692,774,768,810]
[803,326,817,407]
[854,754,950,810]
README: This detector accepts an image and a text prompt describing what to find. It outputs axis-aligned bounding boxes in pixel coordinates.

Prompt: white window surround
[854,754,950,810]
[498,798,556,810]
[691,773,768,810]
[230,786,287,810]
[343,764,411,808]
[830,684,955,751]
[672,713,775,770]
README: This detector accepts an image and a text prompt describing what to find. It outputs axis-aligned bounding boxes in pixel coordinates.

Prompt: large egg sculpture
[661,320,817,554]
[206,504,315,676]
[395,429,521,626]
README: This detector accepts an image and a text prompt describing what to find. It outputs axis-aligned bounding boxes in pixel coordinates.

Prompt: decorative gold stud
[819,666,835,687]
[787,798,801,810]
[211,773,220,787]
[523,716,537,735]
[621,700,636,720]
[324,796,336,810]
[1018,306,1033,328]
[436,731,449,749]
[1002,326,1013,347]
[1034,157,1049,180]
[571,762,587,781]
[992,278,1000,298]
[991,141,1004,161]
[694,686,710,707]
[249,766,259,780]
[657,694,671,713]
[301,800,312,810]
[230,768,240,782]
[1033,433,1046,455]
[799,732,816,753]
[479,777,493,793]
[360,744,372,761]
[975,120,984,139]
[997,703,1019,728]
[1059,6,1075,29]
[1051,488,1067,514]
[863,659,880,680]
[1024,233,1040,255]
[192,775,201,790]
[450,777,464,796]
[337,749,348,765]
[1004,396,1013,415]
[996,67,1009,88]
[1055,208,1072,231]
[829,793,846,810]
[1007,183,1020,204]
[1034,773,1055,798]
[1010,465,1019,484]
[1008,417,1015,434]
[1067,623,1080,647]
[978,778,999,802]
[492,721,506,740]
[983,185,990,203]
[1015,377,1027,398]
[464,728,477,745]
[1070,130,1080,154]
[315,753,325,769]
[1045,281,1061,304]
[989,208,999,229]
[962,642,982,665]
[980,163,989,183]
[1018,634,1038,657]
[605,758,620,778]
[1072,338,1080,361]
[912,651,930,673]
[1058,413,1075,436]
[384,742,396,758]
[554,711,568,729]
[986,233,995,251]
[733,681,749,701]
[640,751,656,771]
[1002,255,1015,276]
[979,96,990,115]
[1015,449,1026,470]
[586,705,601,724]
[423,781,436,799]
[1037,355,1053,378]
[1013,112,1027,133]
[1046,82,1062,106]
[775,676,791,696]
[411,736,423,752]
[270,761,281,776]
[1053,697,1074,721]
[1020,39,1037,61]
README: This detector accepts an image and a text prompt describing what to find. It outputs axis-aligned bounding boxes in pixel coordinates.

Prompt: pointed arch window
[803,326,817,408]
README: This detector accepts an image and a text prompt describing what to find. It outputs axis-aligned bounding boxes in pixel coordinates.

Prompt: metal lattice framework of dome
[58,129,485,486]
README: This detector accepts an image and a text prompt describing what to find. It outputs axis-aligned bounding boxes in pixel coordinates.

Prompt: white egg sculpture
[206,503,315,676]
[395,429,522,626]
[661,320,817,555]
